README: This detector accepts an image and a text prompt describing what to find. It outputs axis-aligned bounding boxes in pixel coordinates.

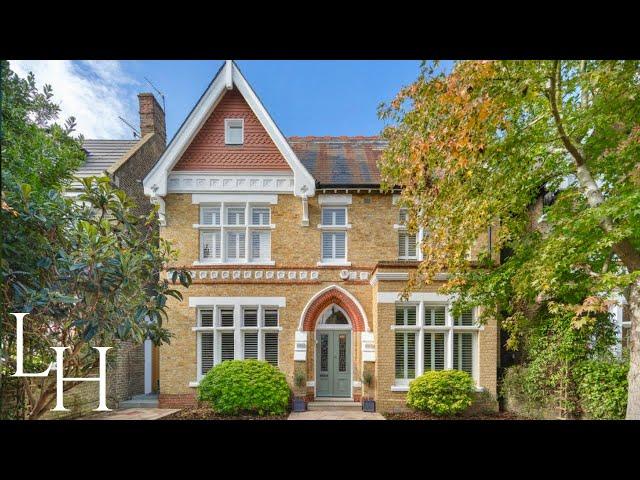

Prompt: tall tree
[1,61,190,419]
[378,60,640,418]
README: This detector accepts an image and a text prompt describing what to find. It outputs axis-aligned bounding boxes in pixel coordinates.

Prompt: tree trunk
[626,278,640,419]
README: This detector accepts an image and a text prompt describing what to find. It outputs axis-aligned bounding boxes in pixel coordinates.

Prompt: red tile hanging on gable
[173,89,291,172]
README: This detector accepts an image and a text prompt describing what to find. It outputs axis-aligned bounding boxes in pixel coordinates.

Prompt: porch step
[308,400,361,411]
[119,393,159,409]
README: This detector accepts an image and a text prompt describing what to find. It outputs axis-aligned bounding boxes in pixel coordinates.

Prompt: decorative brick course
[302,287,366,332]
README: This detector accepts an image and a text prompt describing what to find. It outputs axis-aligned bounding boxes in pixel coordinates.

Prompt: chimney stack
[138,93,166,145]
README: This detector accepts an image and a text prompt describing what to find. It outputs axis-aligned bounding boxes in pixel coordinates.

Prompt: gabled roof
[288,136,387,187]
[143,61,315,197]
[79,139,139,177]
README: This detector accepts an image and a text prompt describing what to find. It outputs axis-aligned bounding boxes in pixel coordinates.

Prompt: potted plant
[292,371,307,412]
[361,371,376,412]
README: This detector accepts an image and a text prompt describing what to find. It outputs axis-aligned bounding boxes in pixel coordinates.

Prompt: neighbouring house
[57,93,166,415]
[143,61,500,413]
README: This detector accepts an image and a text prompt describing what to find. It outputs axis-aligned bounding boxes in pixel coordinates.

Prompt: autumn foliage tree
[378,60,639,419]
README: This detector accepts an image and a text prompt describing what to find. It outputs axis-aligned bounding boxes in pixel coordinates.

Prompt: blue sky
[10,60,448,141]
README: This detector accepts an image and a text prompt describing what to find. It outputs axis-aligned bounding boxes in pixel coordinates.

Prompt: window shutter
[251,231,270,260]
[424,332,445,371]
[243,332,258,359]
[201,207,220,225]
[227,231,245,259]
[334,208,346,225]
[227,207,245,225]
[200,309,214,327]
[201,231,220,260]
[395,306,405,326]
[264,332,278,366]
[425,305,446,326]
[264,309,278,327]
[220,332,235,362]
[251,207,270,225]
[201,332,214,375]
[220,308,234,327]
[398,232,407,257]
[322,232,333,259]
[399,209,408,224]
[243,309,258,327]
[395,331,416,380]
[395,332,405,379]
[407,233,417,257]
[455,309,474,326]
[406,306,417,326]
[453,332,473,375]
[334,232,346,259]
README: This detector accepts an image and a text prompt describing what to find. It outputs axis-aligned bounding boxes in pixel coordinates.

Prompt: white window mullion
[220,202,226,262]
[257,305,264,360]
[233,304,241,360]
[446,306,454,369]
[244,203,250,262]
[416,301,425,376]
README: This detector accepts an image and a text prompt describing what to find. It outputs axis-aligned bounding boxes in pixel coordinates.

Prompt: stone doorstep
[119,393,159,409]
[307,400,362,411]
[288,410,385,420]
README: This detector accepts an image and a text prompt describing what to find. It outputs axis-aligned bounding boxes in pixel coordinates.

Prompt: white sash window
[196,305,282,380]
[393,303,479,387]
[397,208,417,260]
[197,203,273,264]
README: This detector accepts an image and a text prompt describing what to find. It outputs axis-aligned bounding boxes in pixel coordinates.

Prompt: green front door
[316,330,351,397]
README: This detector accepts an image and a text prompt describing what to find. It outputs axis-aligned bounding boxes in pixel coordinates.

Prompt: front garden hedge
[575,360,628,420]
[406,370,475,416]
[197,360,291,416]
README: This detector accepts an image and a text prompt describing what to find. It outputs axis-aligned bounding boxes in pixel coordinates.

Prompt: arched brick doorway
[300,285,368,332]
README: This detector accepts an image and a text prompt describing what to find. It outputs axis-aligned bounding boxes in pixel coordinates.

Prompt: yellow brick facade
[158,190,499,412]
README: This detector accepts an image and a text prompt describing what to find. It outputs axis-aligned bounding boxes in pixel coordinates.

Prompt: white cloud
[9,60,142,139]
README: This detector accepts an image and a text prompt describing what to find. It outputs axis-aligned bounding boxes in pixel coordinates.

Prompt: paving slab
[82,408,179,420]
[288,409,385,420]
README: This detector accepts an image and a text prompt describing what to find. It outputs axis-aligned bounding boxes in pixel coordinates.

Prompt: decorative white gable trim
[168,171,294,194]
[143,60,315,198]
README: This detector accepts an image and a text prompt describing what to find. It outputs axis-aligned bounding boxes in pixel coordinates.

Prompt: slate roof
[78,139,139,177]
[288,136,387,187]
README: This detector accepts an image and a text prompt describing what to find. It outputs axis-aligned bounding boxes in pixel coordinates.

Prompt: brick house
[143,61,499,413]
[60,93,166,413]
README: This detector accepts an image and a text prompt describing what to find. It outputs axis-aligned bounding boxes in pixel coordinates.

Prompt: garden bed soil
[161,407,288,420]
[384,411,523,420]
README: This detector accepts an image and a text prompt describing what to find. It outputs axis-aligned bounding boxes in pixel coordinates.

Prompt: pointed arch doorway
[315,305,352,398]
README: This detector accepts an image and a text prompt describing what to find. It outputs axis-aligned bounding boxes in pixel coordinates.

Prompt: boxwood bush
[197,360,291,416]
[407,370,475,416]
[576,360,628,420]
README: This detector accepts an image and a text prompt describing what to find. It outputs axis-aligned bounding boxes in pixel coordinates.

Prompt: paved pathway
[83,408,179,420]
[288,410,385,420]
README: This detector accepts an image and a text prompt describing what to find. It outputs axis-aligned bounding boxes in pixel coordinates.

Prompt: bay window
[393,303,479,388]
[196,305,281,380]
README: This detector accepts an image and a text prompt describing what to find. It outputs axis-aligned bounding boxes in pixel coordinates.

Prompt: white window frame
[391,302,479,389]
[224,118,244,145]
[318,206,350,266]
[194,305,282,380]
[195,202,274,265]
[396,208,418,260]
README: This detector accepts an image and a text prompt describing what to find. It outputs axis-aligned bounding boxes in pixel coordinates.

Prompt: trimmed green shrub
[407,370,474,416]
[575,360,628,420]
[197,360,291,416]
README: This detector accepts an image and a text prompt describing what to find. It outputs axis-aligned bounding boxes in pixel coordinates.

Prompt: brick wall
[159,190,499,411]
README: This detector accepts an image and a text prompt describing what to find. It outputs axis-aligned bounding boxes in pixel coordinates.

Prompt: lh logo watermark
[10,313,112,412]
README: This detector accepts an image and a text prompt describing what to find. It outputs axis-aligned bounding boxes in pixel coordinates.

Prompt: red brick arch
[301,286,367,332]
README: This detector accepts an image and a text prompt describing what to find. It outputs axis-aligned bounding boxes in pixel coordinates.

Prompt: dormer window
[225,118,244,145]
